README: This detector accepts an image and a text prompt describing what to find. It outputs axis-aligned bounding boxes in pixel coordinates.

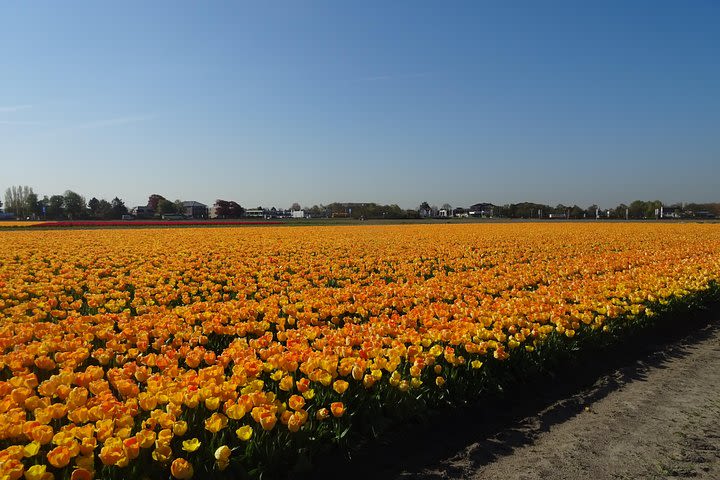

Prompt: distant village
[1,186,718,221]
[132,200,718,221]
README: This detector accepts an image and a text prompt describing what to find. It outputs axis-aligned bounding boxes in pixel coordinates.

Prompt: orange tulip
[258,411,277,431]
[330,402,345,418]
[170,458,194,479]
[70,468,94,480]
[47,445,71,468]
[332,380,349,394]
[288,395,305,411]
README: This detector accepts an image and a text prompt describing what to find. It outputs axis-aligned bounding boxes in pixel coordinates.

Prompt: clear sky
[1,1,718,210]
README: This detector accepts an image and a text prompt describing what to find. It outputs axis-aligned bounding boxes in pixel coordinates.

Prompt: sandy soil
[309,318,720,480]
[423,323,720,480]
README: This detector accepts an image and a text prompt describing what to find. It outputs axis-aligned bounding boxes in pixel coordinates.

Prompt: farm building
[182,201,209,219]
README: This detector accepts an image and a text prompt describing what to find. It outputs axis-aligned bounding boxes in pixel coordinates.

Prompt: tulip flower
[236,425,253,441]
[170,458,194,479]
[181,438,201,453]
[330,402,345,418]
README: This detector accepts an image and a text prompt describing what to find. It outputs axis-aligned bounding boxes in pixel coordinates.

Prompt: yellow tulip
[24,465,47,480]
[236,425,253,441]
[214,445,231,462]
[204,413,228,433]
[182,438,201,453]
[23,441,41,457]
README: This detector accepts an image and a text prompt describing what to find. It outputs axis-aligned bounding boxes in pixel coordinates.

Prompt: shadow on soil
[298,304,720,480]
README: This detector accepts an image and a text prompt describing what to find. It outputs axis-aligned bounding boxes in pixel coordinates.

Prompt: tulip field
[1,223,719,480]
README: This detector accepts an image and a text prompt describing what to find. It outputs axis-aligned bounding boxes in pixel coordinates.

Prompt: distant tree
[628,200,647,219]
[214,200,231,218]
[0,198,2,210]
[227,201,244,218]
[88,197,101,218]
[47,195,65,219]
[441,203,452,211]
[554,204,567,215]
[147,194,165,211]
[645,200,663,218]
[26,192,39,219]
[110,197,128,219]
[290,202,302,211]
[389,204,405,218]
[569,205,584,219]
[4,185,35,218]
[685,202,720,217]
[96,199,113,219]
[623,200,661,219]
[174,200,185,216]
[405,209,421,219]
[63,190,87,219]
[611,203,629,219]
[306,205,328,218]
[156,198,177,215]
[213,200,245,218]
[505,202,550,218]
[36,196,49,218]
[586,204,599,219]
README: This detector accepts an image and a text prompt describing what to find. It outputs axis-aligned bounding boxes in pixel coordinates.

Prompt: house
[452,207,468,218]
[245,208,264,218]
[270,208,294,219]
[291,210,305,219]
[468,203,495,218]
[660,206,682,219]
[131,206,154,218]
[182,201,208,219]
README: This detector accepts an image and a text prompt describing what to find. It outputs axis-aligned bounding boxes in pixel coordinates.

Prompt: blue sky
[1,1,718,209]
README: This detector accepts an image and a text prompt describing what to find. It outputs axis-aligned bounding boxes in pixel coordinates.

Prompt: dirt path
[403,323,720,480]
[309,319,720,480]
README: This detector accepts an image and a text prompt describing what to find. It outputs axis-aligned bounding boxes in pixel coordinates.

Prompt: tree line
[3,184,719,220]
[2,186,129,220]
[492,201,719,219]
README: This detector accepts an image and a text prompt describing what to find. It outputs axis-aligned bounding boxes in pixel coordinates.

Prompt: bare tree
[4,185,35,218]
